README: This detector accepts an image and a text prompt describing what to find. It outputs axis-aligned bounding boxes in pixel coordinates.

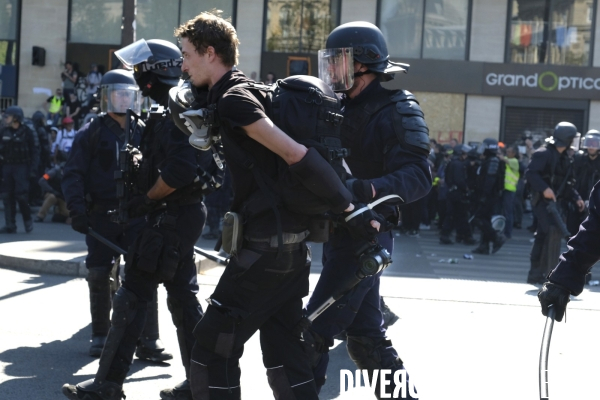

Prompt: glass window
[0,0,19,41]
[180,0,235,26]
[137,0,179,43]
[422,0,469,60]
[264,0,341,53]
[70,0,123,44]
[379,0,469,60]
[508,0,594,66]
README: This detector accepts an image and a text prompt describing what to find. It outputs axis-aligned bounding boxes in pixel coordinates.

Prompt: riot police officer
[61,70,172,362]
[471,138,506,255]
[538,179,600,321]
[526,122,585,284]
[569,130,600,233]
[308,21,432,398]
[0,106,40,233]
[62,39,210,400]
[440,144,475,245]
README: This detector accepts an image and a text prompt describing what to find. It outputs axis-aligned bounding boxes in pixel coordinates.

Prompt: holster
[125,225,181,282]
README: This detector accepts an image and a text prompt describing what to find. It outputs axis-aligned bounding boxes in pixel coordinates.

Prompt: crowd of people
[0,10,598,400]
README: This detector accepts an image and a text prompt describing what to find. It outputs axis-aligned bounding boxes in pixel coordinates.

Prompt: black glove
[126,195,159,218]
[538,282,571,322]
[346,179,374,203]
[71,214,89,234]
[340,203,385,240]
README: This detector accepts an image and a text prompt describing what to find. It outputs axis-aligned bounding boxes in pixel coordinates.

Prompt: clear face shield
[114,39,153,70]
[318,47,354,92]
[583,135,600,150]
[101,83,142,114]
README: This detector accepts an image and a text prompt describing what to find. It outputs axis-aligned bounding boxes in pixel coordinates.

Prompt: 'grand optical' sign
[482,63,600,100]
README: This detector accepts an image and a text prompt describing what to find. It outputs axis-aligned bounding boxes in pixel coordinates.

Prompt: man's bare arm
[147,176,176,200]
[242,118,307,165]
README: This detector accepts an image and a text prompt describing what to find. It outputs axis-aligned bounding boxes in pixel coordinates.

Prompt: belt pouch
[222,212,243,256]
[134,229,163,274]
[306,217,330,243]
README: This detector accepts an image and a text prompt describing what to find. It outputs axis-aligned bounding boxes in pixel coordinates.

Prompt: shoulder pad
[487,157,499,175]
[395,99,424,118]
[390,90,416,103]
[392,109,430,156]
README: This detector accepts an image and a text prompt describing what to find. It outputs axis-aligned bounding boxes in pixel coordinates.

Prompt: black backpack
[225,75,347,217]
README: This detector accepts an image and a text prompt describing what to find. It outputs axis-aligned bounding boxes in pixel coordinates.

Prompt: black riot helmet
[32,111,46,126]
[453,144,471,157]
[583,129,600,150]
[2,106,24,123]
[115,39,183,97]
[477,138,499,156]
[319,21,409,91]
[99,69,142,115]
[546,121,580,149]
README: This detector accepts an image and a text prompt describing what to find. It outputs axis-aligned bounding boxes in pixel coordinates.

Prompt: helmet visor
[571,133,581,150]
[318,47,354,92]
[101,83,141,114]
[115,39,153,70]
[583,135,600,149]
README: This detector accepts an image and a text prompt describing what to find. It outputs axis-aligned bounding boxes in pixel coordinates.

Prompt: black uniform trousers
[1,163,31,229]
[528,200,560,282]
[105,203,206,382]
[441,190,472,238]
[190,241,319,400]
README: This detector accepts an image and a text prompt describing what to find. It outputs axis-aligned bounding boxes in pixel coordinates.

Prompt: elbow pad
[289,147,352,213]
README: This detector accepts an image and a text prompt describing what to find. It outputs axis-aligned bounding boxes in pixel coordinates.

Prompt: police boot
[527,261,544,284]
[471,242,490,255]
[439,234,453,245]
[24,219,33,233]
[492,234,506,254]
[62,379,124,400]
[462,236,477,245]
[0,226,16,234]
[159,379,192,400]
[347,336,417,400]
[87,268,112,357]
[136,290,173,363]
[380,297,399,329]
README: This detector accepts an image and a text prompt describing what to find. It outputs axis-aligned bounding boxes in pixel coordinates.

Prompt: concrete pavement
[1,216,600,399]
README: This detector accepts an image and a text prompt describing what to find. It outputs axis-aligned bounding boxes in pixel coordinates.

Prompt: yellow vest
[504,159,519,192]
[49,96,62,114]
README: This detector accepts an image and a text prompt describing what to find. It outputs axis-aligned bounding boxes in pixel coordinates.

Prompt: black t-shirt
[65,98,82,114]
[210,70,308,236]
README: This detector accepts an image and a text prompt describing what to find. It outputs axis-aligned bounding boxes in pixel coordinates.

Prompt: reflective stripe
[504,163,519,192]
[290,378,314,388]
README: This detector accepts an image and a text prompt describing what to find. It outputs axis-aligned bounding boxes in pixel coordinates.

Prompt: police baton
[88,228,128,255]
[194,246,228,266]
[539,306,556,400]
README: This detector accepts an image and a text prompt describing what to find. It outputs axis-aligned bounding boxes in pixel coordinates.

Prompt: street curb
[0,250,222,278]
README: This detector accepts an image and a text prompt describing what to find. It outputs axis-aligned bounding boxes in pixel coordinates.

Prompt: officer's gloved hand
[340,203,384,240]
[346,179,374,203]
[538,281,571,322]
[71,214,89,234]
[127,195,159,218]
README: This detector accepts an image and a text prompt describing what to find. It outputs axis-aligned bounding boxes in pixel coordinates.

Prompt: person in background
[499,145,520,239]
[53,117,76,164]
[65,92,82,129]
[61,61,79,98]
[35,162,69,223]
[44,88,65,126]
[85,63,103,106]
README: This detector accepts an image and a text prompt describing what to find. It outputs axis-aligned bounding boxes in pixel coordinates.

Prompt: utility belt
[87,200,119,213]
[245,230,310,248]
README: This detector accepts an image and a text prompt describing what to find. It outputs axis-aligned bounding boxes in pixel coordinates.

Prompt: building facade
[2,0,600,146]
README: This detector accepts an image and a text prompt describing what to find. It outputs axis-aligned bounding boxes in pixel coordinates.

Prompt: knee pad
[192,306,237,359]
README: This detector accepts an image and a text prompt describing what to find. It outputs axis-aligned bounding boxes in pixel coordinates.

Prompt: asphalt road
[2,220,600,399]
